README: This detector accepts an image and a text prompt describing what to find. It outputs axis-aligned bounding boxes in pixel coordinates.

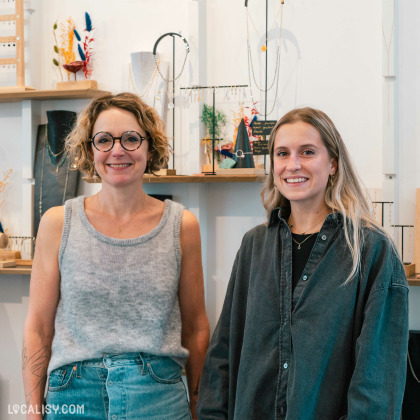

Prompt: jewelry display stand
[391,224,415,276]
[33,111,80,237]
[372,201,393,227]
[153,33,190,175]
[0,0,34,92]
[56,80,98,90]
[180,84,248,175]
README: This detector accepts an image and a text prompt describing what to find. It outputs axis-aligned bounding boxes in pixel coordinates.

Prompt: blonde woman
[197,107,408,420]
[23,93,209,419]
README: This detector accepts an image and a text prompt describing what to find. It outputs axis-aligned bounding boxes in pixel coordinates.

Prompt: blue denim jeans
[45,352,191,419]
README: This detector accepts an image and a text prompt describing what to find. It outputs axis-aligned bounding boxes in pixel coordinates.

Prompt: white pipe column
[382,0,399,229]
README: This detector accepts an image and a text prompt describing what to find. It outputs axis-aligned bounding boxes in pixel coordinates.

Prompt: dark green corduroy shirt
[197,210,409,420]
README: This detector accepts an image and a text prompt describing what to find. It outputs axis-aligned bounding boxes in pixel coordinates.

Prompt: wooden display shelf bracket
[83,174,267,184]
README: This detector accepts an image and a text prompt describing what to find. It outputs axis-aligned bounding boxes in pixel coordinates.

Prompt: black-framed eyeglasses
[90,131,146,152]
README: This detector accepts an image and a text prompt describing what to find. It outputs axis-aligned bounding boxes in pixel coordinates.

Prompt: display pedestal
[404,263,415,277]
[155,169,177,176]
[216,168,266,175]
[56,80,98,90]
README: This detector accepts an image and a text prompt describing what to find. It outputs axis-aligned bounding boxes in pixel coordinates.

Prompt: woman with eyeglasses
[197,107,408,420]
[22,92,209,420]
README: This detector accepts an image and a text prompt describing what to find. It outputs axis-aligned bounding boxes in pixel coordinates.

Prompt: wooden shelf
[0,266,31,275]
[83,174,267,184]
[0,88,111,103]
[407,275,420,286]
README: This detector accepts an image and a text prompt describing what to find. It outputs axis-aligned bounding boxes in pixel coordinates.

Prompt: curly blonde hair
[261,107,388,282]
[65,92,170,177]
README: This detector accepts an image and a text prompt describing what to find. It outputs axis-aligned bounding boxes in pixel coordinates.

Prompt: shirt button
[283,362,288,369]
[321,234,327,240]
[108,381,113,386]
[112,415,117,420]
[302,275,308,281]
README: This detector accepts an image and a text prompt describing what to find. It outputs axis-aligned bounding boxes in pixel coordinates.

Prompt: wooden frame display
[0,0,34,91]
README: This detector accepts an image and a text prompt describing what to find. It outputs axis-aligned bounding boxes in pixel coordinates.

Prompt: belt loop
[139,352,148,375]
[76,361,82,378]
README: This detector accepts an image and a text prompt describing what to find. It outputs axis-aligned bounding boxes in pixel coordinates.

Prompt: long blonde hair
[261,107,386,282]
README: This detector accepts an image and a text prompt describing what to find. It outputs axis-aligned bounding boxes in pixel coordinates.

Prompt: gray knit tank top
[48,195,189,374]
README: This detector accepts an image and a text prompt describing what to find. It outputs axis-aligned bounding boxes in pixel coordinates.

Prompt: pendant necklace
[289,213,326,250]
[45,125,67,173]
[291,232,317,250]
[39,126,70,218]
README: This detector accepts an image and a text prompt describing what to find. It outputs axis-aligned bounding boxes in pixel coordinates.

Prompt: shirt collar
[268,206,343,228]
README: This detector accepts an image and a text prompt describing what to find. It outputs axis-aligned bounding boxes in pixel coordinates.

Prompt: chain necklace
[291,232,318,250]
[45,126,66,173]
[96,192,147,234]
[39,126,70,219]
[129,58,160,101]
[289,213,326,235]
[408,351,420,383]
[152,32,190,83]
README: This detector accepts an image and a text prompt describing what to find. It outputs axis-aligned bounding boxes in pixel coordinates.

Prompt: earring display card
[0,42,16,58]
[0,20,15,37]
[0,63,16,86]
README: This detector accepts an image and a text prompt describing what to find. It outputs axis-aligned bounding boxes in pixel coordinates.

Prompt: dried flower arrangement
[53,13,95,87]
[73,13,94,79]
[52,21,63,81]
[0,169,13,211]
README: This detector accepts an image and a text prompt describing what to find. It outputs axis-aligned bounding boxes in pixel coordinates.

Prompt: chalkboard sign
[253,140,269,156]
[251,120,276,136]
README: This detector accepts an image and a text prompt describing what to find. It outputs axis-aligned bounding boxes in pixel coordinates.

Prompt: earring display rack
[372,201,393,227]
[391,224,415,272]
[180,84,248,175]
[0,0,34,91]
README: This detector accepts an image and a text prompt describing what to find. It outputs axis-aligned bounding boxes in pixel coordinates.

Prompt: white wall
[0,0,419,418]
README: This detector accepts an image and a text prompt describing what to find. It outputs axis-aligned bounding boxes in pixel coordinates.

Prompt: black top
[291,232,318,291]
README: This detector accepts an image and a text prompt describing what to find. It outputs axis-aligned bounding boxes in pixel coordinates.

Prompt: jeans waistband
[78,352,165,368]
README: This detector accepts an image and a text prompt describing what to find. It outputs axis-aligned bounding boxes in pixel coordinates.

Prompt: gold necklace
[291,232,317,250]
[289,214,326,235]
[96,193,146,233]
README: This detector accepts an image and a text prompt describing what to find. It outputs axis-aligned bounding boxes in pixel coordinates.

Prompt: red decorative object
[62,61,85,80]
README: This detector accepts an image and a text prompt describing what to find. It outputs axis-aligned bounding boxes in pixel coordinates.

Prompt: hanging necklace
[39,126,70,218]
[291,232,318,250]
[245,1,284,117]
[129,58,160,101]
[152,32,190,83]
[289,213,326,235]
[45,126,66,173]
